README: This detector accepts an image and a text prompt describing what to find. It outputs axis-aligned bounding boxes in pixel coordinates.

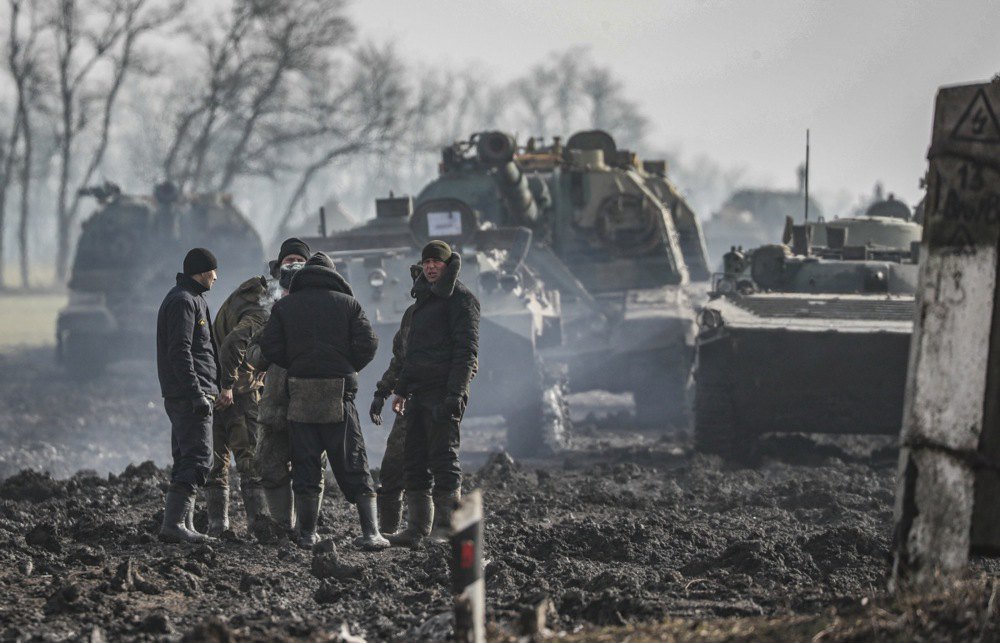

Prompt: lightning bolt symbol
[972,108,988,134]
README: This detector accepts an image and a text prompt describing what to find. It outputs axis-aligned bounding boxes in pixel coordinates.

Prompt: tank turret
[57,184,265,376]
[412,129,711,427]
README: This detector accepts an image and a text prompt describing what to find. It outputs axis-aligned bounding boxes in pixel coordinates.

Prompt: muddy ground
[1,346,998,641]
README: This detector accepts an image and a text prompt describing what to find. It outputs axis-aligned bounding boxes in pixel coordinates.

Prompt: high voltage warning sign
[951,88,1000,144]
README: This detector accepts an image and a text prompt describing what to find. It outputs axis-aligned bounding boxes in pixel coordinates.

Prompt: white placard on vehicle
[427,211,463,236]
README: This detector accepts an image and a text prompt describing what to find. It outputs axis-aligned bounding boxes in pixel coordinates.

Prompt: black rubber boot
[159,490,209,544]
[241,484,266,533]
[263,484,295,530]
[386,491,433,547]
[377,490,404,535]
[295,491,321,549]
[206,486,230,537]
[354,494,390,551]
[430,488,461,543]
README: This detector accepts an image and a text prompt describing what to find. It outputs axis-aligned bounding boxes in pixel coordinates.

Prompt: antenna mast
[804,129,810,222]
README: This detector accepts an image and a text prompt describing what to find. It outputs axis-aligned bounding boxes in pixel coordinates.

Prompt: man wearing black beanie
[155,248,221,543]
[260,252,387,550]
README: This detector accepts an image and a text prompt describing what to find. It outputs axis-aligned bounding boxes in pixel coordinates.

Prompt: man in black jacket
[259,252,387,550]
[386,240,480,546]
[156,248,221,543]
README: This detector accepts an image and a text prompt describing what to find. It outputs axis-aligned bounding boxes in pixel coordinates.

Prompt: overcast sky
[351,0,999,211]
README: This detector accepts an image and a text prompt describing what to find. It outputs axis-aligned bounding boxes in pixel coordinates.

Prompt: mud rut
[0,347,987,640]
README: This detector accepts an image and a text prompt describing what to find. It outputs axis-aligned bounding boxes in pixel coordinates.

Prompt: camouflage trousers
[377,412,407,498]
[208,389,261,489]
[254,414,293,490]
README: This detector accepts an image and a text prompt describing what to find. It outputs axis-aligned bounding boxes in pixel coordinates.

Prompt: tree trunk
[18,109,32,289]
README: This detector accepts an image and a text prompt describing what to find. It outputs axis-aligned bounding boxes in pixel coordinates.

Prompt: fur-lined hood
[411,253,461,299]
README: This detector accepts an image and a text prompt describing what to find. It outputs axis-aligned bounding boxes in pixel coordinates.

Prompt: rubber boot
[263,484,295,530]
[354,494,390,550]
[206,486,230,537]
[242,484,266,533]
[377,489,404,535]
[386,490,433,547]
[430,488,461,543]
[159,490,209,544]
[295,491,321,549]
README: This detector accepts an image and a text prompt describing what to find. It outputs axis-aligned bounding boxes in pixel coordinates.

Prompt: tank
[414,130,709,427]
[57,182,266,375]
[301,194,568,456]
[694,198,922,457]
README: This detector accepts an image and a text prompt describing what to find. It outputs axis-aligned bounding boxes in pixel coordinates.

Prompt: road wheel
[504,360,572,457]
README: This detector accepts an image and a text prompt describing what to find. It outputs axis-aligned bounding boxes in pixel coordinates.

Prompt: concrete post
[892,80,1000,589]
[451,490,485,643]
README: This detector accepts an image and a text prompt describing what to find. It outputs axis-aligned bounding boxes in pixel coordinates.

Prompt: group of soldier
[154,237,480,550]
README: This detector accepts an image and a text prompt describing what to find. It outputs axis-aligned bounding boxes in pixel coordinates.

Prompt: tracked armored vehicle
[57,183,265,375]
[695,198,922,456]
[414,130,710,426]
[302,194,567,456]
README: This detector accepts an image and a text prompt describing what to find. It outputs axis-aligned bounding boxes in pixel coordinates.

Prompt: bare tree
[272,43,415,240]
[163,0,358,193]
[46,0,185,284]
[3,0,45,289]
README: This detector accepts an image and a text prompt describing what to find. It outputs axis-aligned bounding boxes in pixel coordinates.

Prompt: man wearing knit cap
[203,238,310,537]
[156,247,221,543]
[260,252,386,550]
[385,240,480,546]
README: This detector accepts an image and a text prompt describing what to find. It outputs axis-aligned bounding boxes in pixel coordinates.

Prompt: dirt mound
[0,346,984,639]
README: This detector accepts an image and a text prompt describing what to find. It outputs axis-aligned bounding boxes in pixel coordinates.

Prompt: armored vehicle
[414,130,709,427]
[302,194,568,456]
[57,182,265,375]
[695,199,922,456]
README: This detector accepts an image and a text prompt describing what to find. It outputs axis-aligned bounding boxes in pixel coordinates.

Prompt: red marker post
[451,490,484,643]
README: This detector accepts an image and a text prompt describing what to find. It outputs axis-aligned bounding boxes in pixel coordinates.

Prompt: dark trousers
[164,397,214,489]
[208,389,261,489]
[403,393,462,493]
[289,401,374,503]
[378,413,407,496]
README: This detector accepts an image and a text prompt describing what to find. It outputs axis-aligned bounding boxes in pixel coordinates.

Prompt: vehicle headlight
[368,269,387,288]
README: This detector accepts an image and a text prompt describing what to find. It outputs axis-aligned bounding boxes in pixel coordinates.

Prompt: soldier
[386,241,480,546]
[369,277,416,535]
[156,248,221,543]
[259,252,387,550]
[370,266,478,535]
[203,238,310,536]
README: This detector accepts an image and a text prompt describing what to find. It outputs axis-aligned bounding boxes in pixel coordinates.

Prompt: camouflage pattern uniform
[206,276,269,534]
[372,308,413,534]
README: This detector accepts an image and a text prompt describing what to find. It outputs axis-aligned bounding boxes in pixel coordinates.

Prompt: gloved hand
[443,394,465,421]
[369,393,386,426]
[192,395,213,418]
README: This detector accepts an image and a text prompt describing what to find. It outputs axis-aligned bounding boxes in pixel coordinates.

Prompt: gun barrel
[496,160,539,226]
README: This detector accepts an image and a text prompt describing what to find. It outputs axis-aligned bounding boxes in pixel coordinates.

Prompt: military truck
[301,194,568,456]
[695,198,922,457]
[414,130,710,427]
[57,182,265,376]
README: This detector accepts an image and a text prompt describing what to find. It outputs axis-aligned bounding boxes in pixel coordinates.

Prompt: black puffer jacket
[395,253,480,397]
[156,273,220,399]
[259,262,377,389]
